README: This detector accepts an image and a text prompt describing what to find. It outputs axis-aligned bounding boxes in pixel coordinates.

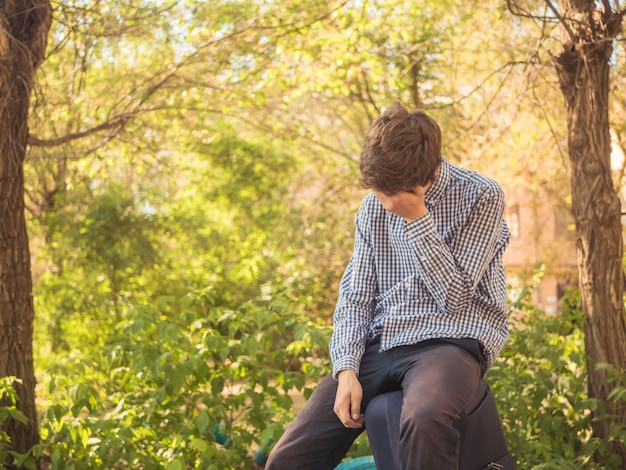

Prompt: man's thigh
[392,343,482,468]
[392,343,482,424]
[397,343,482,421]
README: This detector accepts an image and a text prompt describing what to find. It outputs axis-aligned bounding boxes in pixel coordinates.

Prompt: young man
[265,102,510,469]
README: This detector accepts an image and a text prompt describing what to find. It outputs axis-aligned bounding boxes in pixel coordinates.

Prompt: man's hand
[334,370,365,428]
[373,182,432,222]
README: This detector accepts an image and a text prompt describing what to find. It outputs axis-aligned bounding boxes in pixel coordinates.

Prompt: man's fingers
[334,398,363,428]
[343,388,364,428]
[350,394,362,422]
[334,373,365,428]
[333,400,350,426]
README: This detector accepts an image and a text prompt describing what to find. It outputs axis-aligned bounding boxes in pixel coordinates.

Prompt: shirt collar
[425,158,450,208]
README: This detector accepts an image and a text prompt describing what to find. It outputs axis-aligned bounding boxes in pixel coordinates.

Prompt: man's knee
[399,404,458,439]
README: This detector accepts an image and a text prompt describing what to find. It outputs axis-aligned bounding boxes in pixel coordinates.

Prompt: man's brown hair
[360,101,442,194]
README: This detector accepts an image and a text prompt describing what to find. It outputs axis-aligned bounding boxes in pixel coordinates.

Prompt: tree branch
[27,113,132,147]
[543,0,577,39]
[28,0,352,151]
[28,49,181,148]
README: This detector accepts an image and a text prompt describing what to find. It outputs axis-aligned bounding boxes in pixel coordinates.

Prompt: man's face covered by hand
[372,167,438,222]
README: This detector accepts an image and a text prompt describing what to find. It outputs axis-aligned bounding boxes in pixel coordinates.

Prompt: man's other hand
[334,370,365,428]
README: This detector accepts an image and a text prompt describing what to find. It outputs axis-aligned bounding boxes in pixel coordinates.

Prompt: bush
[0,377,40,469]
[36,292,331,469]
[489,287,626,469]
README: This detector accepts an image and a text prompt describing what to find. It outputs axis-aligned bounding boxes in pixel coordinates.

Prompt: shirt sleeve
[329,202,377,379]
[403,184,506,316]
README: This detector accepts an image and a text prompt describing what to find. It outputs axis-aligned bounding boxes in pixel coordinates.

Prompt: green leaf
[211,376,225,395]
[166,458,185,470]
[190,438,209,453]
[169,364,186,392]
[0,407,10,424]
[195,410,210,433]
[9,409,28,425]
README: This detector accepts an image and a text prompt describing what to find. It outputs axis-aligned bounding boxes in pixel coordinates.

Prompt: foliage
[489,287,626,469]
[32,124,307,355]
[36,293,331,469]
[0,378,40,469]
[32,278,626,469]
[28,125,335,468]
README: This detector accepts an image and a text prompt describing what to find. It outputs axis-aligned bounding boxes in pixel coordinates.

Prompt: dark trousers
[265,339,482,470]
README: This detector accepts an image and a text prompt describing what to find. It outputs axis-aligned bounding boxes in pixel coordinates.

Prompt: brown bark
[551,0,626,462]
[0,0,52,463]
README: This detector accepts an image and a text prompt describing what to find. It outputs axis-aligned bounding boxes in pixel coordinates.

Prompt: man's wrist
[337,369,358,381]
[332,356,361,380]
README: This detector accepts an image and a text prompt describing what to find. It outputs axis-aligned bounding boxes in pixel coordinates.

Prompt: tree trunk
[552,0,626,462]
[0,0,52,463]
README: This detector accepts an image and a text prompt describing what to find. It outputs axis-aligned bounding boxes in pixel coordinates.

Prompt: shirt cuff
[403,212,436,240]
[332,357,361,380]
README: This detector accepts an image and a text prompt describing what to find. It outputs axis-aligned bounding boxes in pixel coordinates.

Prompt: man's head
[360,101,442,194]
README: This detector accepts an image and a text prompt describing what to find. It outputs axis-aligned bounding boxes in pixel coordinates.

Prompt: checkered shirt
[330,158,511,378]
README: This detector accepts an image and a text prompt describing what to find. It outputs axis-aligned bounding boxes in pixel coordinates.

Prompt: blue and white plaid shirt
[330,158,510,378]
